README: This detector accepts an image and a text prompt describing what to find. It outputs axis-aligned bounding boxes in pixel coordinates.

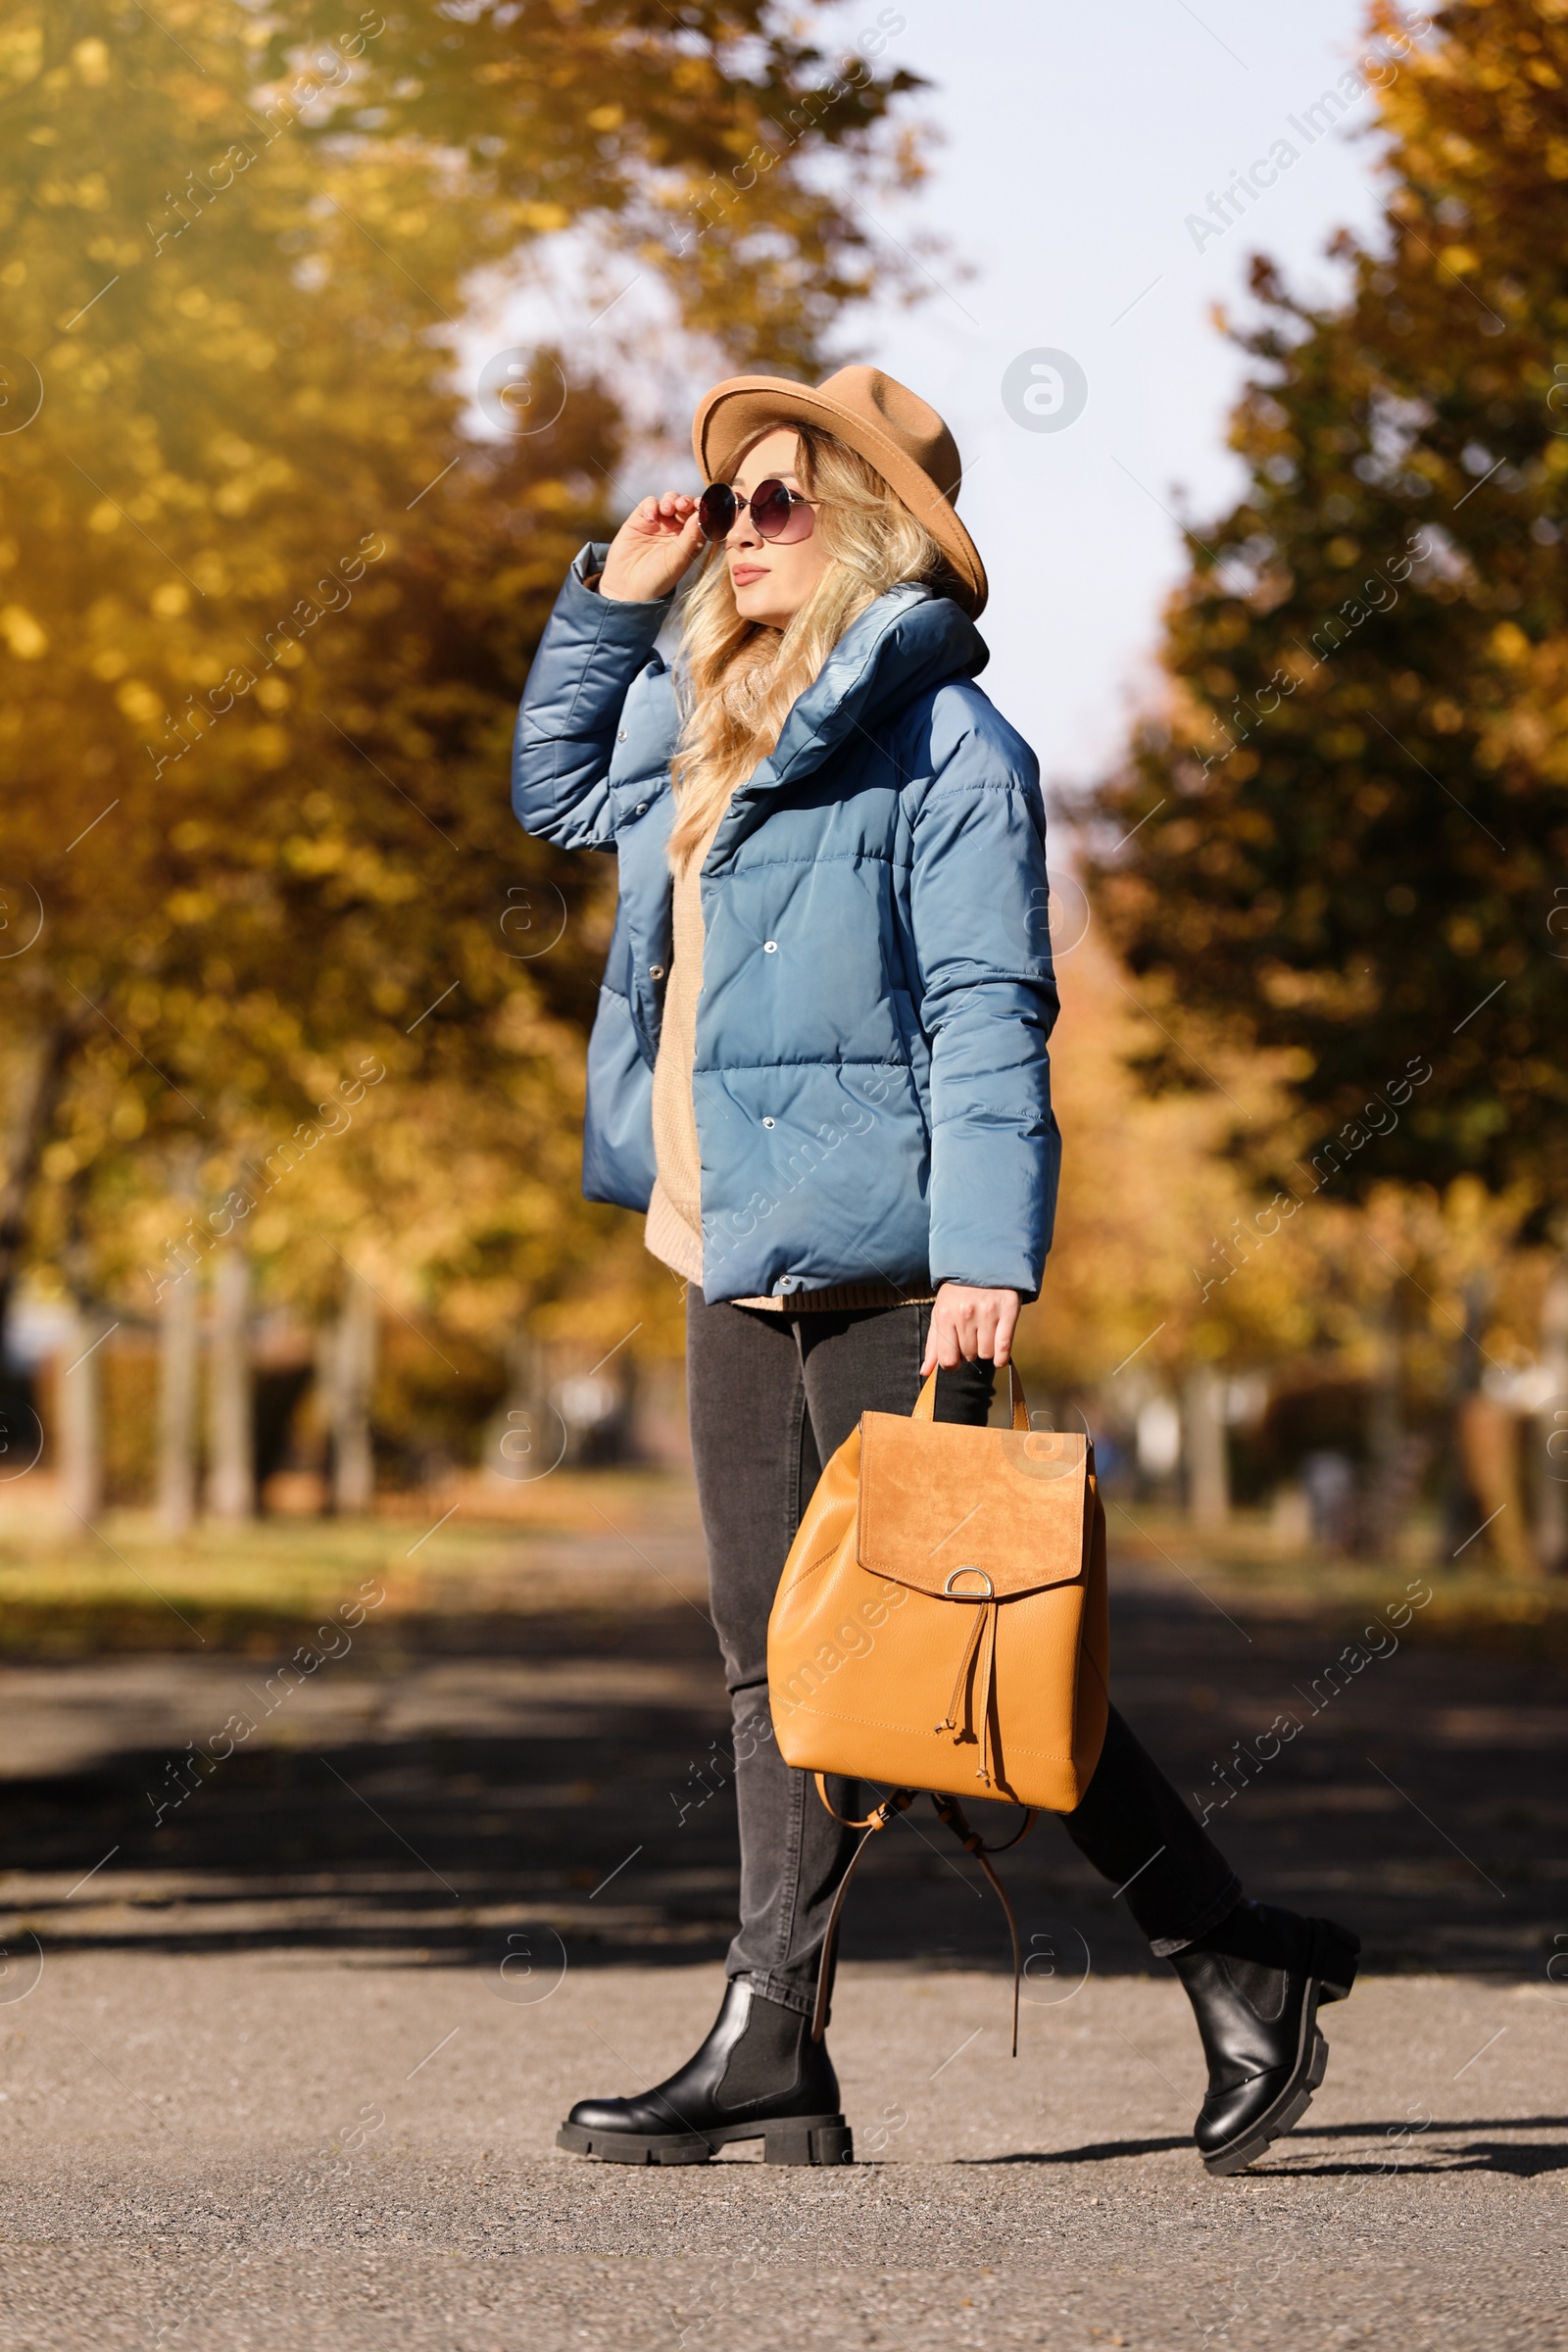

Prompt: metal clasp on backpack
[943,1566,994,1597]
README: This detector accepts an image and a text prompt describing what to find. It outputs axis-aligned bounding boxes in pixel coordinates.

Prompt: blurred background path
[2,1495,1561,1982]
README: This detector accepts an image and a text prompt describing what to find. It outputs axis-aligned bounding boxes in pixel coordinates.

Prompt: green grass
[0,1469,705,1654]
[1,1483,1561,1657]
[1110,1502,1568,1655]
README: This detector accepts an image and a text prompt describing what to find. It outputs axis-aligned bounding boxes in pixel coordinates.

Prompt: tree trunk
[1533,1255,1568,1575]
[329,1269,377,1514]
[206,1248,254,1521]
[1363,1301,1403,1559]
[1455,1394,1539,1577]
[158,1267,201,1535]
[1183,1364,1230,1531]
[58,1306,108,1523]
[0,1014,87,1363]
[1446,1273,1493,1557]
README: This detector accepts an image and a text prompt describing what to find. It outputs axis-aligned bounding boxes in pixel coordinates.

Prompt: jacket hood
[725,584,989,813]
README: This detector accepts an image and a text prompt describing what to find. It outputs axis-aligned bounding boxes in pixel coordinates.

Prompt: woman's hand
[920,1284,1021,1375]
[598,492,705,604]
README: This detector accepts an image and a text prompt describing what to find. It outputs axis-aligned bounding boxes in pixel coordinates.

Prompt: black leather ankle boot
[1169,1898,1359,2176]
[556,1978,853,2167]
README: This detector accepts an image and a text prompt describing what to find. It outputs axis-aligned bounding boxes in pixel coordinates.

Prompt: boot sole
[556,2113,853,2167]
[1202,2024,1328,2177]
[1202,1920,1358,2179]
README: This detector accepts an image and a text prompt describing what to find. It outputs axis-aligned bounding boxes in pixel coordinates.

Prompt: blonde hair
[666,423,957,869]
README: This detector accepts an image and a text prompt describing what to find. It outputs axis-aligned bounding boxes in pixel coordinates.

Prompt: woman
[512,366,1358,2176]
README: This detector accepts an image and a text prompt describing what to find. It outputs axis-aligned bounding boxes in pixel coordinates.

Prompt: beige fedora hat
[692,364,988,617]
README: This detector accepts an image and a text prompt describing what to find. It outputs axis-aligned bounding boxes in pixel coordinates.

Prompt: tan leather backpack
[766,1364,1109,2044]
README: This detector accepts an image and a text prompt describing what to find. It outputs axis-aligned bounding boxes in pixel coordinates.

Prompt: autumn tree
[0,0,926,1356]
[1090,0,1568,1216]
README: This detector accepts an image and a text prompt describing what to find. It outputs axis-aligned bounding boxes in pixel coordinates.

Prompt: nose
[726,498,761,552]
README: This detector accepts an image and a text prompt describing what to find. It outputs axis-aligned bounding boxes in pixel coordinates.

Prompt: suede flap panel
[854,1416,1090,1598]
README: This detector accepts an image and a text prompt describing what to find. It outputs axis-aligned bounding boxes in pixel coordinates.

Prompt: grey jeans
[686,1290,1242,2019]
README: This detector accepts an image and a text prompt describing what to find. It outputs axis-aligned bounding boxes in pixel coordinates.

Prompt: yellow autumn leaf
[114,680,164,723]
[0,604,48,658]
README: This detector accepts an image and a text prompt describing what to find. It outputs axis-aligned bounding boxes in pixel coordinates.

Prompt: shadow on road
[974,2115,1568,2175]
[1,1576,1563,1981]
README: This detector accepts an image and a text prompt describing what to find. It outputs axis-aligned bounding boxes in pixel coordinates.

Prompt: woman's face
[722,426,834,629]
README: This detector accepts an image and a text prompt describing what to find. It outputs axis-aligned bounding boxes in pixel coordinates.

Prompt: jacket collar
[707,586,988,844]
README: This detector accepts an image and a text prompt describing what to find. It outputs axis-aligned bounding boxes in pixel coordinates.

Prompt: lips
[730,564,768,585]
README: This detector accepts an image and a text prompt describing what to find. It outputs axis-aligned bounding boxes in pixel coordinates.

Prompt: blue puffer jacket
[512,545,1060,1304]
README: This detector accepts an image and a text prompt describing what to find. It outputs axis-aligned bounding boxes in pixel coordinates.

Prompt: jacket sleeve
[908,725,1061,1298]
[512,543,675,851]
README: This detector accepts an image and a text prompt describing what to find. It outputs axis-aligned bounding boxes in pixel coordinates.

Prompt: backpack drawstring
[935,1595,1002,1791]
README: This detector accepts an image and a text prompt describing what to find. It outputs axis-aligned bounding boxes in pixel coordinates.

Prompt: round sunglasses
[698,476,818,546]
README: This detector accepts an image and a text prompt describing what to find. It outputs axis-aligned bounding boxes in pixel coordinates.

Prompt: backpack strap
[912,1361,1031,1430]
[809,1780,914,2041]
[809,1776,1035,2053]
[929,1792,1035,2056]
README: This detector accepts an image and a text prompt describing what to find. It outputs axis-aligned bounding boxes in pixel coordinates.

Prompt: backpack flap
[855,1416,1091,1600]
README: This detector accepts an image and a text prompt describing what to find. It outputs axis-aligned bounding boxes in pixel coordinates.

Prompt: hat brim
[692,373,988,618]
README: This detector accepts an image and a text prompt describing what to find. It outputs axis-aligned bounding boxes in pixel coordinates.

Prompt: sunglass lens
[753,478,816,544]
[751,478,802,541]
[698,482,737,542]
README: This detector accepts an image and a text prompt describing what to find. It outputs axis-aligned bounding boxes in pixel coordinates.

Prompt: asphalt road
[0,1956,1562,2349]
[1,1506,1566,2346]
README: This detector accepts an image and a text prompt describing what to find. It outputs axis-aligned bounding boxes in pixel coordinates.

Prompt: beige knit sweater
[643,801,928,1313]
[644,800,727,1288]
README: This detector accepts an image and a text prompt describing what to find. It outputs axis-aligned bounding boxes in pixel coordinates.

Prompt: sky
[808,0,1401,792]
[490,1,1410,799]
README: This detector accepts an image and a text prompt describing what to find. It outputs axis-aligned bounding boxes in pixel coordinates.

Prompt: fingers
[993,1294,1020,1368]
[602,496,705,601]
[635,492,699,534]
[920,1307,962,1374]
[970,1298,1016,1363]
[925,1285,1022,1371]
[941,1296,985,1363]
